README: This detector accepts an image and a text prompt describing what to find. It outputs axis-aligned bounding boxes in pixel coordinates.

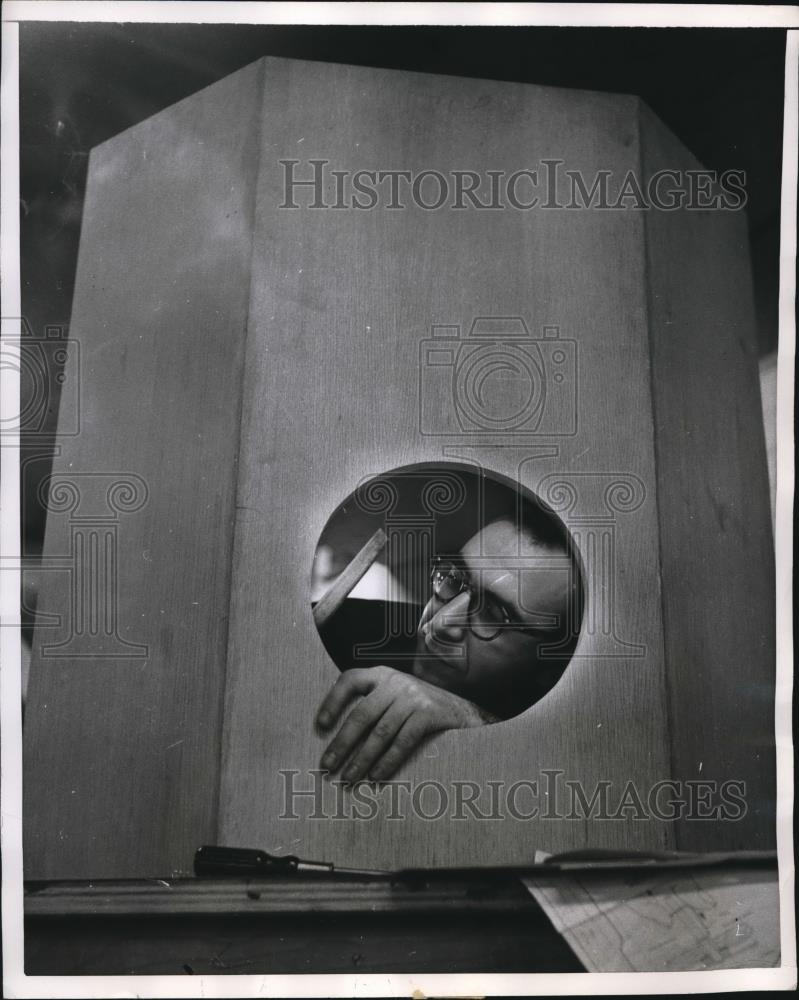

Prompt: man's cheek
[417,596,437,632]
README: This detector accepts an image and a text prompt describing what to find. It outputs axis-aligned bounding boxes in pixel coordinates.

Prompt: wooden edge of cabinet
[24,874,534,917]
[24,856,778,918]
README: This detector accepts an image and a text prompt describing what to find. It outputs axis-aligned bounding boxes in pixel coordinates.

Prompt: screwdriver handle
[194,845,300,877]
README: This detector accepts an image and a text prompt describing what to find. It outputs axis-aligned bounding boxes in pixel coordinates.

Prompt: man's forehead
[459,519,573,620]
[460,518,563,559]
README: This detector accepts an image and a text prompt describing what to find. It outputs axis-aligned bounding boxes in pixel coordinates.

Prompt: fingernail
[341,766,356,782]
[321,752,336,769]
[317,713,331,728]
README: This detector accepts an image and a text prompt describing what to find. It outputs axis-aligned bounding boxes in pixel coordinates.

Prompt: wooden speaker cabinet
[23,57,775,879]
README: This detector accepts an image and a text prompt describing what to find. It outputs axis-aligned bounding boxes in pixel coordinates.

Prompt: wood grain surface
[638,104,776,850]
[22,57,775,880]
[218,59,675,868]
[23,874,546,916]
[23,61,266,878]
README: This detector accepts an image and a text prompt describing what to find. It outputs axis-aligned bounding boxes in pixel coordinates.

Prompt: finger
[368,716,430,781]
[316,669,378,730]
[320,685,394,774]
[340,702,414,783]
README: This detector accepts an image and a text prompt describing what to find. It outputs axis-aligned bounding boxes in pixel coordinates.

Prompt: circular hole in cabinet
[311,462,584,722]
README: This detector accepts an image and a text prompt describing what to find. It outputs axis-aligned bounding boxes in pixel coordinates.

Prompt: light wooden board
[23,61,266,879]
[639,104,776,851]
[218,58,674,868]
[22,57,775,880]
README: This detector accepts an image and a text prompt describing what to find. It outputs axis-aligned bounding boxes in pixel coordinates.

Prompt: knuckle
[339,670,363,692]
[372,721,395,742]
[392,731,416,754]
[348,707,369,730]
[412,694,432,713]
[347,751,367,772]
[328,685,349,707]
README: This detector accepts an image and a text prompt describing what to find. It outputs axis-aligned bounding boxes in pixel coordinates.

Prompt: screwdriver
[194,844,777,879]
[194,845,387,878]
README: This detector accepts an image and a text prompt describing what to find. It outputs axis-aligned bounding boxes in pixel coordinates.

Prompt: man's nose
[428,590,471,642]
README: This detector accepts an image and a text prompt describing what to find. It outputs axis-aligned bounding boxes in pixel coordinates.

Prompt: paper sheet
[522,866,780,972]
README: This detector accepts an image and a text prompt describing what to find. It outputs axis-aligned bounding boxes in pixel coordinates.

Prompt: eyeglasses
[429,557,553,642]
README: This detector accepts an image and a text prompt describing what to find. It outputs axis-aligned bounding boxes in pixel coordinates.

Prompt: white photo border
[2,3,797,997]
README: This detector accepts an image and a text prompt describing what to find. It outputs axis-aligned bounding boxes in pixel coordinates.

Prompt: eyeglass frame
[428,556,560,642]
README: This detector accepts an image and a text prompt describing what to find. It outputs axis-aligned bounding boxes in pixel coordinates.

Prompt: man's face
[411,519,575,712]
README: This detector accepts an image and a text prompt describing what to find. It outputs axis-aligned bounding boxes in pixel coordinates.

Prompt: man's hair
[479,482,583,635]
[516,494,573,553]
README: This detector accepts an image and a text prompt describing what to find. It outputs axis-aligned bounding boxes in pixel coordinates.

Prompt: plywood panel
[23,57,773,880]
[218,59,674,867]
[639,105,776,850]
[23,61,265,878]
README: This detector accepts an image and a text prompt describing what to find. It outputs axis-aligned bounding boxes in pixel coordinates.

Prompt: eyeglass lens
[431,561,507,639]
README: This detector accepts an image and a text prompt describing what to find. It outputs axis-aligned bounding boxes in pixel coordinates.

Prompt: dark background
[19,24,787,558]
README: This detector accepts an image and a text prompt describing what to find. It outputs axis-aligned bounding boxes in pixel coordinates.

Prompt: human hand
[316,666,493,782]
